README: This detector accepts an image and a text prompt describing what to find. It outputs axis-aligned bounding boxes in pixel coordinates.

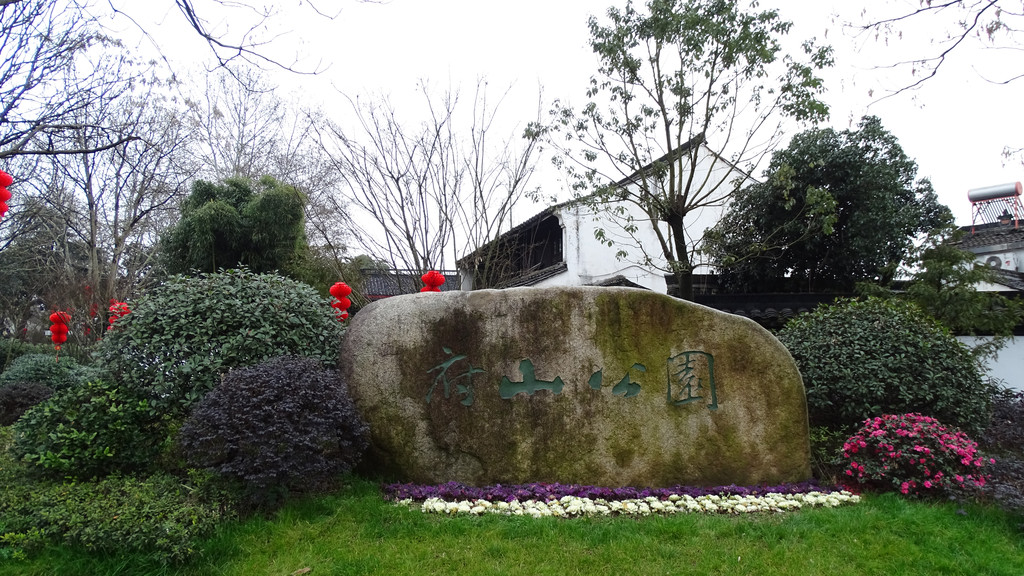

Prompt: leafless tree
[184,67,288,181]
[311,81,541,276]
[22,59,196,333]
[0,0,141,159]
[0,0,380,162]
[104,0,381,78]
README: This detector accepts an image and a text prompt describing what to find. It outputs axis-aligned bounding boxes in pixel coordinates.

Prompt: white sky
[114,0,1022,226]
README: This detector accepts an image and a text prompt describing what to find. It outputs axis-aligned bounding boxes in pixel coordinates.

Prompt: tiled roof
[588,275,649,290]
[496,262,568,288]
[988,269,1024,291]
[362,269,460,299]
[958,223,1024,250]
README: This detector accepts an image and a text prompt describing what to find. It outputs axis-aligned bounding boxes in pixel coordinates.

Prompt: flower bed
[383,481,860,517]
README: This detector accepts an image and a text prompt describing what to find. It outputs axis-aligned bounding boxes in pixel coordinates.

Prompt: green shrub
[779,298,993,435]
[0,353,104,392]
[0,339,57,373]
[809,425,852,484]
[0,382,53,426]
[0,471,233,562]
[178,355,368,505]
[11,379,167,479]
[842,413,991,498]
[96,269,344,415]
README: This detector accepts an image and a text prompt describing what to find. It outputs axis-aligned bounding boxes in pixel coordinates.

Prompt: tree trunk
[666,212,694,301]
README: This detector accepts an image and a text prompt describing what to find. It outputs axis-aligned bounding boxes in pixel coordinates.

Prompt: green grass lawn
[2,477,1022,576]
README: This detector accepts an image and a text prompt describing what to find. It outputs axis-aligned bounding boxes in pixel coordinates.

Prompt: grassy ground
[1,477,1022,576]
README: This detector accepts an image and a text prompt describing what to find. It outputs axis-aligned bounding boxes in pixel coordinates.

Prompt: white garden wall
[957,336,1024,391]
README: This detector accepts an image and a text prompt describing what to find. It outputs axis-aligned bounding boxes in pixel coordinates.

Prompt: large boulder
[342,286,810,487]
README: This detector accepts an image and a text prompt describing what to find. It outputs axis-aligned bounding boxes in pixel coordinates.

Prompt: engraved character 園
[666,351,718,410]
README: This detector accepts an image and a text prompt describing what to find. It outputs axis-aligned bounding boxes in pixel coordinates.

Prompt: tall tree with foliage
[706,116,952,293]
[183,66,352,280]
[161,176,307,276]
[546,0,832,299]
[907,232,1024,342]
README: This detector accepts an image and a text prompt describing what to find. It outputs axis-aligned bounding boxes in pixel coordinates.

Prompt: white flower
[411,489,859,517]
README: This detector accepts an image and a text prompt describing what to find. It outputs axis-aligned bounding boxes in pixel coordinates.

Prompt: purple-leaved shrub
[382,479,831,503]
[178,355,368,506]
[843,413,992,497]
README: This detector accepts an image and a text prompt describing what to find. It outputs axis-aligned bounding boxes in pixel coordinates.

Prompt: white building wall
[537,203,668,292]
[972,246,1024,291]
[537,143,750,291]
[957,336,1024,391]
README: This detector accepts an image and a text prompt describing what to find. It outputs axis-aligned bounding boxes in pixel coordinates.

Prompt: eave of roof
[987,269,1024,291]
[496,262,568,288]
[588,275,649,290]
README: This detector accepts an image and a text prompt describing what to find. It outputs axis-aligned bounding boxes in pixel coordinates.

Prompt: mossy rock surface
[342,286,810,486]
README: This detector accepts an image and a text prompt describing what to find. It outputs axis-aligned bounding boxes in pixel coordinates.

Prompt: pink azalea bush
[842,413,993,497]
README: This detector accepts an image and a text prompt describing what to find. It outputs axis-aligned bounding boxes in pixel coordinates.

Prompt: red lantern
[329,281,352,322]
[329,282,352,299]
[49,310,71,357]
[420,270,445,292]
[0,169,12,219]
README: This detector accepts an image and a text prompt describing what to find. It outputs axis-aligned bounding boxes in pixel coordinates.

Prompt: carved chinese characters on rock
[499,359,565,398]
[425,348,718,409]
[667,351,718,410]
[426,347,485,406]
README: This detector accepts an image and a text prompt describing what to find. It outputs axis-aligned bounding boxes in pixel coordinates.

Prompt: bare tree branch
[311,81,541,275]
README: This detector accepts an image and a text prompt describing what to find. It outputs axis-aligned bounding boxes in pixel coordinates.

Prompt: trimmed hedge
[779,298,994,435]
[96,269,344,414]
[0,353,103,392]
